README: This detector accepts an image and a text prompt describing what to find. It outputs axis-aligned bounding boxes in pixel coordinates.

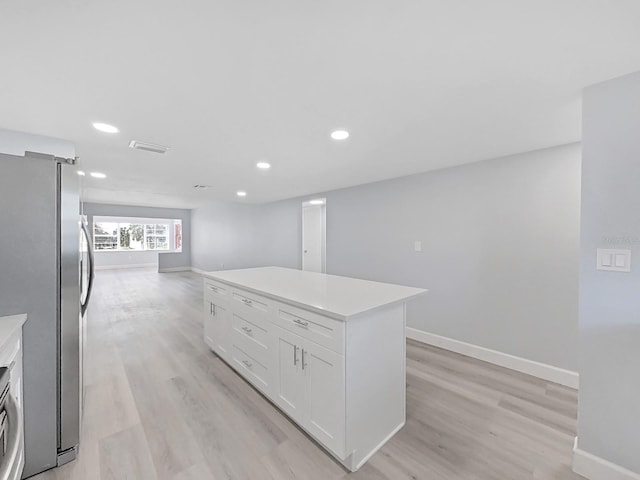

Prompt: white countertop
[203,267,427,320]
[0,314,26,348]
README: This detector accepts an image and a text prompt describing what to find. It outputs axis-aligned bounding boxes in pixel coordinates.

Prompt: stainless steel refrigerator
[0,151,94,477]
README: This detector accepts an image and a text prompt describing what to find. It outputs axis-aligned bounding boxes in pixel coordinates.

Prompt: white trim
[406,327,579,389]
[95,263,156,270]
[350,421,405,471]
[96,263,158,270]
[191,267,206,275]
[158,267,191,273]
[573,437,640,480]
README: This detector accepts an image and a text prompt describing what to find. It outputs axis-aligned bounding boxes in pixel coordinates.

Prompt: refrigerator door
[0,152,59,476]
[58,159,81,459]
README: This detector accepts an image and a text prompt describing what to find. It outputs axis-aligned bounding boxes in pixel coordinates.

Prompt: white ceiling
[2,1,640,208]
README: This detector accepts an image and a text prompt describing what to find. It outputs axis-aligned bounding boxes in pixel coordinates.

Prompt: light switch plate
[597,249,631,272]
[414,240,422,252]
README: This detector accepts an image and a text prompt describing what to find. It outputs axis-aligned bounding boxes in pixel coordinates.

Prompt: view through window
[93,220,179,252]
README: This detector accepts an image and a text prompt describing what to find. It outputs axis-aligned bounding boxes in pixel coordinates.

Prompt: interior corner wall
[83,203,192,269]
[578,71,640,475]
[190,143,581,372]
[326,143,581,371]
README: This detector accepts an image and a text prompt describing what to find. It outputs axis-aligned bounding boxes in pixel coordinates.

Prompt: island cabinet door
[204,295,231,361]
[302,341,345,457]
[273,327,306,424]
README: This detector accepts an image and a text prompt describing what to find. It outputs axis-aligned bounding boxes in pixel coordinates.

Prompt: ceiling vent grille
[129,140,170,154]
[193,184,211,189]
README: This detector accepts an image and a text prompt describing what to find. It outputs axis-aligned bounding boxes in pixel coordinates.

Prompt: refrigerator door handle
[80,221,95,317]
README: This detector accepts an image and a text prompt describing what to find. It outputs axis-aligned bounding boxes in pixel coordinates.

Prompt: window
[93,221,173,252]
[174,221,182,252]
[93,222,119,250]
[145,224,168,250]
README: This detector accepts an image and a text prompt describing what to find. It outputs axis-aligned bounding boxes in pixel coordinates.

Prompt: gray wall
[83,203,192,270]
[192,143,581,371]
[578,71,640,473]
[192,202,261,271]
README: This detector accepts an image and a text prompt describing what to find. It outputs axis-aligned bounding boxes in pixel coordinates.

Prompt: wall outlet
[220,263,225,270]
[414,240,422,252]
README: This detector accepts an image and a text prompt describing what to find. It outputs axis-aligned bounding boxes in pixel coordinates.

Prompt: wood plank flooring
[32,268,583,480]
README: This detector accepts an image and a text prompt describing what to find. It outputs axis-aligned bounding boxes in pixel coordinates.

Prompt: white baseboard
[158,266,192,273]
[191,267,206,275]
[95,263,156,270]
[573,437,640,480]
[406,327,579,389]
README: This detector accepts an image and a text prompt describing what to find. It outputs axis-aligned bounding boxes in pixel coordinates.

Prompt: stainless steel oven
[0,366,23,480]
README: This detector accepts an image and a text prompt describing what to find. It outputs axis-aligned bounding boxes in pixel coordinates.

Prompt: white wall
[576,71,640,476]
[0,128,75,158]
[191,143,581,372]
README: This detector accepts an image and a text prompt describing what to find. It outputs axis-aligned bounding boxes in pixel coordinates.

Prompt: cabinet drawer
[204,279,230,296]
[232,289,270,318]
[204,280,230,304]
[273,302,344,354]
[231,312,270,366]
[231,345,269,393]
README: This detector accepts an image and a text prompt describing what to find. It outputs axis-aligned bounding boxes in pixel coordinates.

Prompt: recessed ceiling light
[256,161,271,170]
[330,130,349,140]
[77,170,85,176]
[236,191,247,197]
[92,122,119,134]
[309,199,325,205]
[90,172,106,179]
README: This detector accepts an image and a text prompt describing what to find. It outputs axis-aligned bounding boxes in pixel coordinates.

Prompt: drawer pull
[208,285,219,293]
[242,359,253,369]
[241,298,253,306]
[293,318,309,328]
[241,326,253,334]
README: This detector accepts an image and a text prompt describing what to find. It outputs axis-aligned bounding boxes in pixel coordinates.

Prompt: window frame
[93,221,173,253]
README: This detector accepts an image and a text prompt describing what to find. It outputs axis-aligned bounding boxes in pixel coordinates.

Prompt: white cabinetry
[203,281,230,361]
[202,268,426,472]
[272,325,345,456]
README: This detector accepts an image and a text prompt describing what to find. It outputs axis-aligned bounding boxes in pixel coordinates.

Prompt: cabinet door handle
[242,359,252,369]
[293,345,298,366]
[301,349,306,370]
[242,326,252,334]
[293,319,309,328]
[211,303,216,316]
[210,302,213,315]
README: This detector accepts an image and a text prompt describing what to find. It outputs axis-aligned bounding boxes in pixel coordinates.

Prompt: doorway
[302,198,326,273]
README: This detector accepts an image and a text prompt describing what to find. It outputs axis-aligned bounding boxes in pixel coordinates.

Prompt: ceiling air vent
[129,140,170,154]
[193,184,211,189]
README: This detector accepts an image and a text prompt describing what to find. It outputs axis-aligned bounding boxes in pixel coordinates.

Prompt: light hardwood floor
[32,268,584,480]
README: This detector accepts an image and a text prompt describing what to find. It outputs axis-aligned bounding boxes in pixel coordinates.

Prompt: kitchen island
[202,266,426,471]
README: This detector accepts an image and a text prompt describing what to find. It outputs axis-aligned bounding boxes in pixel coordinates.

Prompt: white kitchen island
[202,266,426,471]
